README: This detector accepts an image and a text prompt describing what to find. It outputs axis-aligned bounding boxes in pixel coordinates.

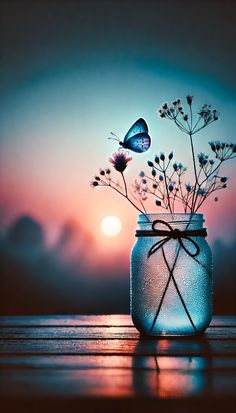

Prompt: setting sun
[100,216,122,237]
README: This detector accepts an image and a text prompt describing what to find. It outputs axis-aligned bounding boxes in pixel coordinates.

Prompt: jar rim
[138,213,204,224]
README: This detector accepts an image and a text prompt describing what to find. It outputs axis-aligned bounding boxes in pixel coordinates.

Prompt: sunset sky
[1,0,236,268]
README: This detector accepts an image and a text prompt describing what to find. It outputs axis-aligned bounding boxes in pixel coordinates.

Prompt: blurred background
[0,0,236,315]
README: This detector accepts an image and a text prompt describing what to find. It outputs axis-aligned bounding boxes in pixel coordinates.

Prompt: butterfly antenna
[108,132,120,142]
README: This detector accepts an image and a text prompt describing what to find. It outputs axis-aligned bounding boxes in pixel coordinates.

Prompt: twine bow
[136,219,207,258]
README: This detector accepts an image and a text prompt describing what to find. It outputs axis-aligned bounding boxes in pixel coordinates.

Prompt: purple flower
[186,95,193,105]
[109,151,132,172]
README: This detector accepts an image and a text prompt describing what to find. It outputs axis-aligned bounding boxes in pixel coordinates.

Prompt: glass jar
[130,213,212,336]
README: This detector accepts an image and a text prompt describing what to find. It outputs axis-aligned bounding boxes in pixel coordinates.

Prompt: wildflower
[197,188,205,196]
[159,174,164,181]
[198,104,218,123]
[173,162,178,171]
[198,152,208,167]
[90,180,99,188]
[94,176,100,181]
[220,177,228,183]
[174,163,187,175]
[155,200,162,206]
[168,151,173,160]
[152,183,158,189]
[142,179,147,185]
[105,168,111,175]
[134,180,141,193]
[155,155,160,164]
[185,183,192,192]
[147,160,154,167]
[99,169,105,176]
[160,152,165,161]
[186,95,193,105]
[139,171,145,177]
[183,114,188,121]
[209,141,236,160]
[151,168,156,177]
[209,142,216,152]
[231,143,236,152]
[169,183,174,192]
[213,110,219,120]
[162,102,168,110]
[109,150,132,172]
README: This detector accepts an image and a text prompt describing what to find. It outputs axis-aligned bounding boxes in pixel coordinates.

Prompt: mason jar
[130,213,212,336]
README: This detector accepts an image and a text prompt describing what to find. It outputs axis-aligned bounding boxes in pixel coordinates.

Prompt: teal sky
[0,0,236,248]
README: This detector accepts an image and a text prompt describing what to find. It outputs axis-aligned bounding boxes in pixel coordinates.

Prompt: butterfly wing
[123,132,151,153]
[123,118,148,144]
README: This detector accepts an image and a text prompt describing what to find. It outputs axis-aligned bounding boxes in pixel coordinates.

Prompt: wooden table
[0,315,235,412]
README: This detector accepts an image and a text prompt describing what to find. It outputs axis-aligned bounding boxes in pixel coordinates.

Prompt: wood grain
[1,326,236,340]
[1,338,236,356]
[0,315,235,412]
[0,314,235,327]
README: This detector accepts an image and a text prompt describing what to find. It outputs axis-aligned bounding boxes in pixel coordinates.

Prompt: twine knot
[135,219,207,258]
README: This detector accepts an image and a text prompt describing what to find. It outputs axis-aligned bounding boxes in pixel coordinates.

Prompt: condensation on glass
[130,214,212,336]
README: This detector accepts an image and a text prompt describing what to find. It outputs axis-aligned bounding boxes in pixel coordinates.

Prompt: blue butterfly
[110,118,151,153]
